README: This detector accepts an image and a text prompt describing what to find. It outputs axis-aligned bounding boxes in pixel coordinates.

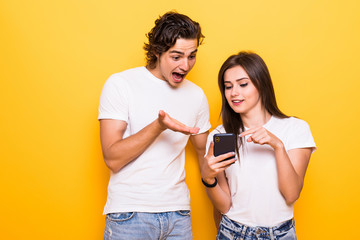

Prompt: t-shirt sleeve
[286,119,316,153]
[193,92,211,134]
[98,74,129,122]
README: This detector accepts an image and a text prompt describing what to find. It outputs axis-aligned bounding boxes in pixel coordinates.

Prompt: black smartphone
[213,133,236,161]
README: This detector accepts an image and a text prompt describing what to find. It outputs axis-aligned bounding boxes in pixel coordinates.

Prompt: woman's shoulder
[272,116,310,128]
[207,125,226,141]
[272,117,316,150]
[210,125,226,135]
[270,116,313,138]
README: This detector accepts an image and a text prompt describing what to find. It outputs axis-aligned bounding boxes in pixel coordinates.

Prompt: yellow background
[1,0,359,239]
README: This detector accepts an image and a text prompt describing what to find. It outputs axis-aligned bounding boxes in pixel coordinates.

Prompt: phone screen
[213,133,236,161]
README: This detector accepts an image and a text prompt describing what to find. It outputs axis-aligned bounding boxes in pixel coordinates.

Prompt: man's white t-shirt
[207,116,316,226]
[98,67,211,214]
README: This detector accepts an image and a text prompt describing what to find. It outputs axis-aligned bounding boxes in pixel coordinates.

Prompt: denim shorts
[104,211,192,240]
[217,215,296,240]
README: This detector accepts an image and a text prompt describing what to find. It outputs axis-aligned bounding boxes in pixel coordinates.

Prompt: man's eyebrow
[169,49,198,55]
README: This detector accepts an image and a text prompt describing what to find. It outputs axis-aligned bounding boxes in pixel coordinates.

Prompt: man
[98,11,210,239]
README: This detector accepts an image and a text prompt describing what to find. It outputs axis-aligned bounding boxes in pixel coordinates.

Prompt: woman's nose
[231,85,240,96]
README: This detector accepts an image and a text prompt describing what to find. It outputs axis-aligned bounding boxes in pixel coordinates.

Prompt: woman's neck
[241,109,272,129]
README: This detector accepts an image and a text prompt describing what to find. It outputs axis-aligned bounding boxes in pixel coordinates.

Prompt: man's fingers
[159,110,200,134]
[190,127,200,134]
[177,125,199,135]
[158,110,166,118]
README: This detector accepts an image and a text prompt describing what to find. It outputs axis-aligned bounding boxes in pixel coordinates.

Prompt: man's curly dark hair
[144,11,204,69]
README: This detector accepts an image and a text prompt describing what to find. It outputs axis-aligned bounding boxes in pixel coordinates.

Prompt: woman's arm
[274,146,312,205]
[240,127,313,205]
[200,142,235,213]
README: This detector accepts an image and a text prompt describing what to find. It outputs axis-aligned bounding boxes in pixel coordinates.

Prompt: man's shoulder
[110,66,145,79]
[182,79,205,94]
[105,67,146,85]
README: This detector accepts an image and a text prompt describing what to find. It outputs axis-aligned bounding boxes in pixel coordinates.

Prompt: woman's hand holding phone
[200,141,236,184]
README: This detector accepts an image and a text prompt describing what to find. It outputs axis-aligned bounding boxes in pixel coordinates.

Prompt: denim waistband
[221,215,295,238]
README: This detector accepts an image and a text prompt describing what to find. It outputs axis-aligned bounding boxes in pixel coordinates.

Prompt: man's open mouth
[172,72,185,82]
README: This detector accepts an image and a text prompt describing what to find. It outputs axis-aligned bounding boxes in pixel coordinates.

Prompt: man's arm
[100,110,200,173]
[189,131,209,166]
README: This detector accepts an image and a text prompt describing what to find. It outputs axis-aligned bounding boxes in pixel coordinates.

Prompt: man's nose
[180,59,190,71]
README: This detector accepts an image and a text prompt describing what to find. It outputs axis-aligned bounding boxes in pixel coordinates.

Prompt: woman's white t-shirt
[207,116,316,227]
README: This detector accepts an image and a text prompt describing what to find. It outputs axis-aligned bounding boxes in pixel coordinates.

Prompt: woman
[201,51,316,240]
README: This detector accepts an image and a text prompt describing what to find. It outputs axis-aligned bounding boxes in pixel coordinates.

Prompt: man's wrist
[154,118,167,132]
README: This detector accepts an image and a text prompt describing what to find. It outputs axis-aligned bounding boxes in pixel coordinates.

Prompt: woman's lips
[232,100,244,106]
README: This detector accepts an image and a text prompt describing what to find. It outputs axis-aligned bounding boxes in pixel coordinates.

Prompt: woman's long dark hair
[218,51,288,156]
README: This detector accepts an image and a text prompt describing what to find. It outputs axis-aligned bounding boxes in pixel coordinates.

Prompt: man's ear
[154,51,160,59]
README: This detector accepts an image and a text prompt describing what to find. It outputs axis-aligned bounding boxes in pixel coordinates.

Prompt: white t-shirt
[98,66,211,214]
[207,116,316,226]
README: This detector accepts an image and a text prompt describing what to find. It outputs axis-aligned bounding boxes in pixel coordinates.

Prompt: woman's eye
[225,86,232,90]
[240,83,248,87]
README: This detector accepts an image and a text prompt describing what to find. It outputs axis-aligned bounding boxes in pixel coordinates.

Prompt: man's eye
[172,56,180,60]
[189,55,196,60]
[240,83,248,87]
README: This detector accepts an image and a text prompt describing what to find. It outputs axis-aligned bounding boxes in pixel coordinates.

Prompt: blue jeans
[217,215,296,240]
[104,211,192,240]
